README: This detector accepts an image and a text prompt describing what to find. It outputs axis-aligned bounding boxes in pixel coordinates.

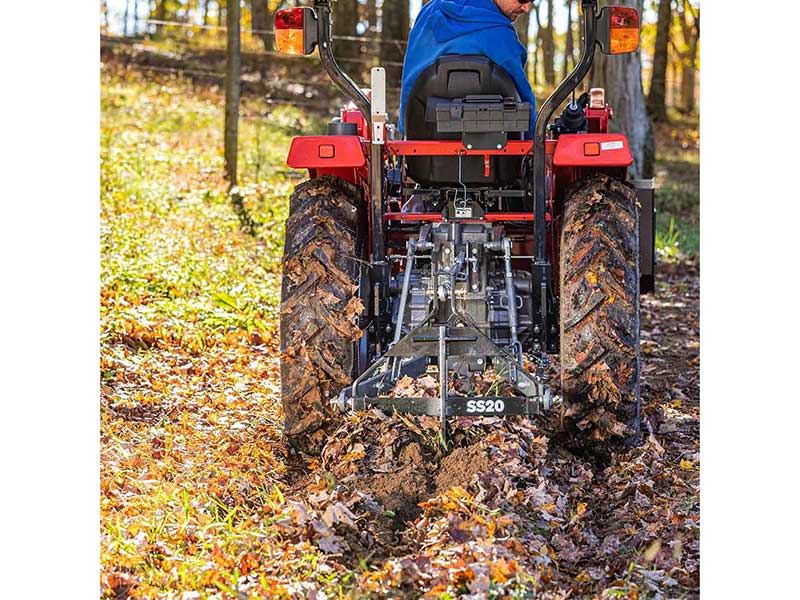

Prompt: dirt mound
[276,264,699,597]
[434,443,490,495]
[362,441,429,522]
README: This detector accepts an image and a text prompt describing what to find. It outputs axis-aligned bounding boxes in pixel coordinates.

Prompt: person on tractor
[398,0,537,137]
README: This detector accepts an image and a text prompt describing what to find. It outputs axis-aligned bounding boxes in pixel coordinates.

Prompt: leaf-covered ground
[101,67,699,599]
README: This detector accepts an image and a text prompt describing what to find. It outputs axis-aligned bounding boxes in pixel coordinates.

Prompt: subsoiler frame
[334,315,555,441]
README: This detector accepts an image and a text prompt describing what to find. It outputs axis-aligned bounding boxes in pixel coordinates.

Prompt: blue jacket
[397,0,536,136]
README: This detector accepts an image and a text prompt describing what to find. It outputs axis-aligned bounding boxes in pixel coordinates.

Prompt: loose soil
[280,261,699,597]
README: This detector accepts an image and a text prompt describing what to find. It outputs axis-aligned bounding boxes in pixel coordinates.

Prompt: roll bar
[533,0,598,264]
[313,0,371,122]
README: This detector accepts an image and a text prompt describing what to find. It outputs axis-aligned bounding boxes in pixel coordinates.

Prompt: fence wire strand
[101,35,405,68]
[142,18,408,46]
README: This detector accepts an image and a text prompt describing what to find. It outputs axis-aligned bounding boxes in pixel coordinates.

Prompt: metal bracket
[334,319,555,441]
[371,67,387,145]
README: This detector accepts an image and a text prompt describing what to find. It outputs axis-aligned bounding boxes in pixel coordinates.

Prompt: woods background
[97,2,702,598]
[100,0,699,115]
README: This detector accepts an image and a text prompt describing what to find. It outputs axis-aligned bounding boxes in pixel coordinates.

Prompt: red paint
[483,154,491,177]
[552,134,632,167]
[287,135,367,169]
[384,212,545,222]
[586,106,612,134]
[386,140,556,156]
[341,108,368,139]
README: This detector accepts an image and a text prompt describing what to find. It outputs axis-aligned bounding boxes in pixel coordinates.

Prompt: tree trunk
[590,0,654,179]
[334,0,360,66]
[367,0,377,35]
[101,0,109,27]
[563,0,575,79]
[133,0,140,35]
[225,0,241,185]
[154,0,167,34]
[201,0,210,26]
[123,0,130,36]
[250,0,271,50]
[514,12,530,81]
[646,0,671,121]
[381,0,409,83]
[532,1,542,86]
[677,0,699,114]
[541,0,556,87]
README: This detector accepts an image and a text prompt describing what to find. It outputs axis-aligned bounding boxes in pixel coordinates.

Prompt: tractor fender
[287,135,367,168]
[286,135,368,184]
[552,134,633,168]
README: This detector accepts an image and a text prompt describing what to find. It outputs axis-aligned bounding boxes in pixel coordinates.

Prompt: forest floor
[100,66,699,599]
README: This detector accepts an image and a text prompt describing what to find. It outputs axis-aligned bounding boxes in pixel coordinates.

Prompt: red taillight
[275,8,306,55]
[609,6,639,29]
[275,8,304,30]
[608,6,640,54]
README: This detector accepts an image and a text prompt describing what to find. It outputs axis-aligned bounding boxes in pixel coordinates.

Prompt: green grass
[653,110,700,259]
[100,67,325,341]
[100,67,348,598]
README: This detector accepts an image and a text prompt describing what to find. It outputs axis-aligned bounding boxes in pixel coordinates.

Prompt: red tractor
[275,0,655,453]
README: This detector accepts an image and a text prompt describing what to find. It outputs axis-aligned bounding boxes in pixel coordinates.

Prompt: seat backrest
[405,55,524,187]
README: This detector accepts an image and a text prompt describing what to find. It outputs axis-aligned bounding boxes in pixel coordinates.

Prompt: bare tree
[514,12,530,80]
[531,0,542,86]
[154,0,168,34]
[676,0,699,114]
[224,0,241,185]
[123,0,131,36]
[646,0,671,121]
[249,0,271,50]
[334,0,360,68]
[133,0,141,35]
[381,0,409,82]
[563,0,576,79]
[541,0,556,86]
[590,0,654,179]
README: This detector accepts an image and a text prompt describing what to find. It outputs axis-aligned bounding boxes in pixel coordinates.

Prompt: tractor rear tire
[559,174,641,449]
[280,175,366,454]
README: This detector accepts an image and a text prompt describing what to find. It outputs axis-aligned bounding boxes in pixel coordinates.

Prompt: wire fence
[141,18,409,47]
[101,30,405,68]
[102,40,404,115]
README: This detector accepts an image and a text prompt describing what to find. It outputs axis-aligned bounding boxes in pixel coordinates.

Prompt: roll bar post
[530,0,598,357]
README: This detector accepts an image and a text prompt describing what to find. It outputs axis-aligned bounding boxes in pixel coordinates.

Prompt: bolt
[496,144,502,150]
[444,247,451,255]
[385,325,393,333]
[466,144,473,150]
[533,343,541,352]
[472,247,478,255]
[477,358,484,365]
[471,284,479,291]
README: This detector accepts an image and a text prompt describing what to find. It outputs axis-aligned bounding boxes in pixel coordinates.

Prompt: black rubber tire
[559,174,641,448]
[280,175,366,454]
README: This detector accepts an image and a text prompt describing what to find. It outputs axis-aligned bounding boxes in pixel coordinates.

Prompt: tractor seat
[404,55,527,187]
